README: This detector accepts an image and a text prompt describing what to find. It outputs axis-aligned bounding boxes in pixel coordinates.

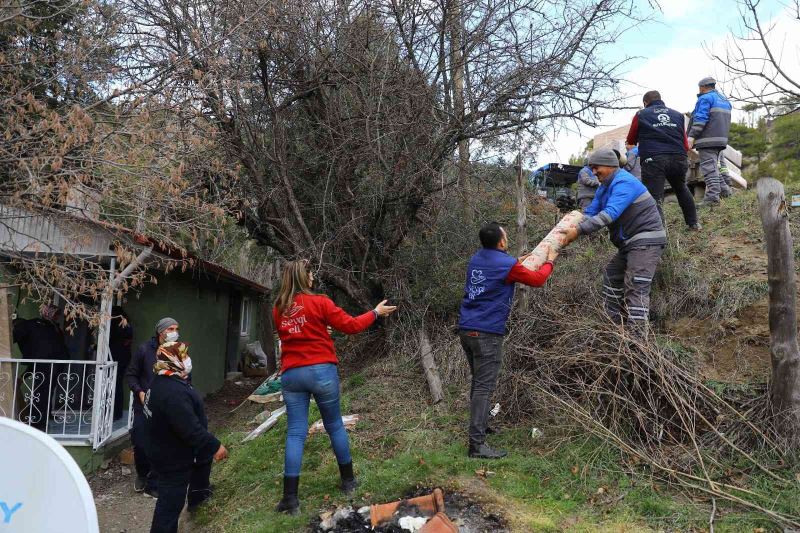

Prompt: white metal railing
[0,358,117,449]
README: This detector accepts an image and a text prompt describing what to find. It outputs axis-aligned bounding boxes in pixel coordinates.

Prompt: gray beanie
[698,76,716,87]
[156,317,178,334]
[587,148,620,168]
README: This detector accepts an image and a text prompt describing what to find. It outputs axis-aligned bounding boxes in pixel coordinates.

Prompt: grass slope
[197,189,796,532]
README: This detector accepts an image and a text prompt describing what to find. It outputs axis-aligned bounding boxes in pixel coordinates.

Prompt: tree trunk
[419,327,444,404]
[449,0,470,223]
[515,153,529,307]
[259,298,277,375]
[757,177,800,443]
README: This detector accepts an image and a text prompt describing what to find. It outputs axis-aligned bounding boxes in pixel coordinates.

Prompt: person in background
[12,304,70,430]
[687,77,733,206]
[273,260,397,515]
[145,340,227,533]
[626,90,700,231]
[109,306,133,421]
[560,148,666,331]
[576,162,600,210]
[458,223,557,459]
[624,144,641,180]
[127,317,180,497]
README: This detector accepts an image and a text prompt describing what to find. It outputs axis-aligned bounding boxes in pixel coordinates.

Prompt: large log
[521,210,584,270]
[757,177,800,442]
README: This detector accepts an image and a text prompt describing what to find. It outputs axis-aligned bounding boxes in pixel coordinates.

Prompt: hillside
[185,188,800,533]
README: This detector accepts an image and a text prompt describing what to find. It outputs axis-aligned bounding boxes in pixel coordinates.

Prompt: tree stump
[757,177,800,443]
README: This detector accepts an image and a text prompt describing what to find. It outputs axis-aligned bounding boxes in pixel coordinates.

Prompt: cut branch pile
[502,308,799,528]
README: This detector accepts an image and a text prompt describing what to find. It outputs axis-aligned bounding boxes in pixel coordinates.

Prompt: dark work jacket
[126,337,158,411]
[144,374,220,474]
[629,100,687,159]
[457,248,517,335]
[12,318,69,359]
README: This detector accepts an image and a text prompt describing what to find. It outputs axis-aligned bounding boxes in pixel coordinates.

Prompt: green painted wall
[123,271,264,396]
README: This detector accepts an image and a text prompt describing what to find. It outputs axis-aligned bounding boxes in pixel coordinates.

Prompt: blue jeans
[281,363,351,477]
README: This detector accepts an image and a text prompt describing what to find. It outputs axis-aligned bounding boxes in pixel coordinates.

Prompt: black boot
[468,442,507,459]
[338,462,359,495]
[276,476,300,515]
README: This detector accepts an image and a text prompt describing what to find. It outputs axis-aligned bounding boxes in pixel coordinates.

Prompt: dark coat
[143,374,220,474]
[126,337,158,411]
[12,318,69,359]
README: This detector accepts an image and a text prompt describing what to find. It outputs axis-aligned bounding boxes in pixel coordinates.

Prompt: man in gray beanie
[687,76,733,205]
[125,316,181,496]
[560,148,666,330]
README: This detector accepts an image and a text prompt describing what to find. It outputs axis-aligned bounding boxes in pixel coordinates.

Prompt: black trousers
[150,460,213,533]
[641,154,697,227]
[459,330,503,446]
[131,408,158,489]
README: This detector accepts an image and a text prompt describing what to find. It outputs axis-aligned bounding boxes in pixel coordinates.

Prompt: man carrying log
[560,148,666,330]
[457,222,557,459]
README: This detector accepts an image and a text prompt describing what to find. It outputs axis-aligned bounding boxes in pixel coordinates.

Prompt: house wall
[123,271,232,396]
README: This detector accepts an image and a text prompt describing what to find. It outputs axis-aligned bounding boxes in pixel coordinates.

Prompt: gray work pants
[717,152,732,197]
[699,148,730,203]
[459,330,503,446]
[603,245,665,329]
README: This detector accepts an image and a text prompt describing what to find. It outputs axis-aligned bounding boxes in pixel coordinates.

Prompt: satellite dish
[0,418,99,532]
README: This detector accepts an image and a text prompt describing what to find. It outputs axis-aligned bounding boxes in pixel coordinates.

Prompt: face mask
[165,331,179,342]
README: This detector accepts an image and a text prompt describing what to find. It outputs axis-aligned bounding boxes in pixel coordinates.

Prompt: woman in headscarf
[273,260,397,515]
[145,340,228,533]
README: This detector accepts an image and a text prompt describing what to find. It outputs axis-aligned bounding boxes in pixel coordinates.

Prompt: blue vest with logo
[636,100,687,159]
[458,248,517,335]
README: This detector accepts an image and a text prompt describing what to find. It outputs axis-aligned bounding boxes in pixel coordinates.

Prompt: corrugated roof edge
[2,204,269,294]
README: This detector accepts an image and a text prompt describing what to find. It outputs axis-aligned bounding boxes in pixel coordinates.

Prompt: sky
[532,0,794,165]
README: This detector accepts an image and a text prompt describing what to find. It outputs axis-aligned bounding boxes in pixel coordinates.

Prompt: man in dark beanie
[688,76,733,206]
[126,317,180,496]
[560,148,666,331]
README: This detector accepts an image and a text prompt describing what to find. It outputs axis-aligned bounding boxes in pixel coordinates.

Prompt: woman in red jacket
[273,260,397,515]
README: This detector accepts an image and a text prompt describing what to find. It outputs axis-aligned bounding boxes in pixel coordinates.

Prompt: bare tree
[0,1,233,322]
[119,0,638,307]
[709,0,800,114]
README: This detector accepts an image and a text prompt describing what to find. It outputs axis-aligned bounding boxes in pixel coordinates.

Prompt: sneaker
[134,476,146,493]
[468,443,507,459]
[144,487,159,499]
[687,223,702,231]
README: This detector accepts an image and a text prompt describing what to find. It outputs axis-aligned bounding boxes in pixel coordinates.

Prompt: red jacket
[274,293,376,372]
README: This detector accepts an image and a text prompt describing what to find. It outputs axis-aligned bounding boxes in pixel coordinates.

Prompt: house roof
[0,204,269,294]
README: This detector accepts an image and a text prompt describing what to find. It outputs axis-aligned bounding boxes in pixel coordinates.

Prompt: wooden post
[419,327,444,405]
[0,287,14,418]
[757,177,800,442]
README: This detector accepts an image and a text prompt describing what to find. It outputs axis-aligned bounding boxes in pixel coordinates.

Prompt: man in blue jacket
[688,77,732,205]
[626,90,699,230]
[561,148,666,329]
[458,223,557,458]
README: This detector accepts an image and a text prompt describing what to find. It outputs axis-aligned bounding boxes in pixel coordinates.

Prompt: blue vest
[458,248,517,335]
[636,100,687,159]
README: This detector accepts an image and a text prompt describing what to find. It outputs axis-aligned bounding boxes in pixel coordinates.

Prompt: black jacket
[144,374,220,473]
[126,337,157,411]
[12,318,69,359]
